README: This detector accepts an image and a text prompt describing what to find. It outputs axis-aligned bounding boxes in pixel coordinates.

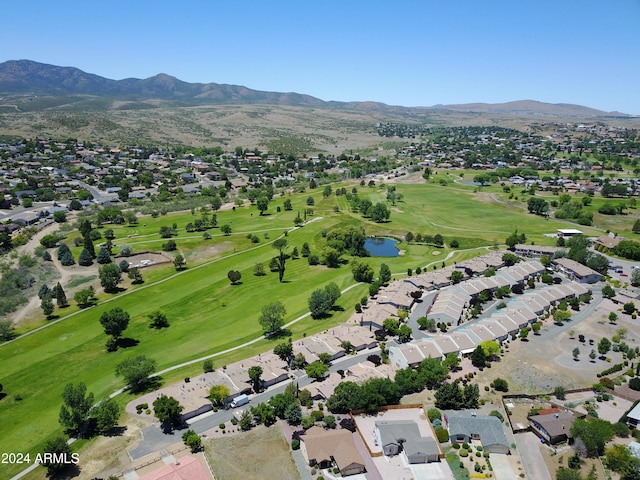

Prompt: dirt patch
[205,423,298,480]
[541,443,605,480]
[471,298,639,395]
[79,416,146,479]
[185,241,234,263]
[115,251,172,269]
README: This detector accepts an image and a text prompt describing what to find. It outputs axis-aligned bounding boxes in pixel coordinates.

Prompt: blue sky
[2,0,639,114]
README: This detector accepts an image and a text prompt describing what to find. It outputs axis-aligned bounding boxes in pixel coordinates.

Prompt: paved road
[0,202,56,221]
[74,180,117,204]
[128,349,380,459]
[514,432,552,480]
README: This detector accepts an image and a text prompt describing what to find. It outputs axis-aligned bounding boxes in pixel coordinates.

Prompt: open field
[0,174,637,478]
[205,424,299,480]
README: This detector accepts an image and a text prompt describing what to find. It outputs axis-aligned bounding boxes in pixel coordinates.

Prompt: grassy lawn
[1,178,635,478]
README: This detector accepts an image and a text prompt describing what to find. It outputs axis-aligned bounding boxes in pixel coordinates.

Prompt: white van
[230,394,249,408]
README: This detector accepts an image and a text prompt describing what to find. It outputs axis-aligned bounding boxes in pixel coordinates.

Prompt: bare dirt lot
[205,423,299,480]
[473,296,639,395]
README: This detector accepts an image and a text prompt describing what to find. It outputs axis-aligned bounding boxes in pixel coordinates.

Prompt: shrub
[629,377,640,391]
[162,240,177,251]
[491,378,509,392]
[489,410,504,423]
[310,410,324,422]
[614,421,630,437]
[291,439,300,450]
[600,377,615,390]
[427,408,442,422]
[436,428,449,443]
[459,448,469,457]
[597,363,625,378]
[203,359,214,373]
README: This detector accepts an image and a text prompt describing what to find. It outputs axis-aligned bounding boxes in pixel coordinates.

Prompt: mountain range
[0,60,630,117]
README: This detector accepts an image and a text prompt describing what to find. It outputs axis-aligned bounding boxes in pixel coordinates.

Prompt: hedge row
[597,363,625,378]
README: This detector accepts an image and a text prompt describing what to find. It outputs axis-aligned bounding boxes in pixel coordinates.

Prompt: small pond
[364,237,400,257]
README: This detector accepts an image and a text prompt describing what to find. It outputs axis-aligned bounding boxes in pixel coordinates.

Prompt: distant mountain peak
[0,59,630,116]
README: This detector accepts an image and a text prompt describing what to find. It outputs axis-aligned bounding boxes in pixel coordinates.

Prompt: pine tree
[78,248,93,266]
[38,284,51,299]
[83,233,95,258]
[60,249,75,266]
[96,245,112,264]
[57,243,71,260]
[54,282,69,308]
[41,295,55,319]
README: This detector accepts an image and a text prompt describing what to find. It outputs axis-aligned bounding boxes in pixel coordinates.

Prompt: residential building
[375,420,441,463]
[447,413,510,454]
[300,426,366,476]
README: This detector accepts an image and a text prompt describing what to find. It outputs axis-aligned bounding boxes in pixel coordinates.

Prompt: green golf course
[0,176,620,478]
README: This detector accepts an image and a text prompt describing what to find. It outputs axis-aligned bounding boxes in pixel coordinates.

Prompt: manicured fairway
[0,177,623,478]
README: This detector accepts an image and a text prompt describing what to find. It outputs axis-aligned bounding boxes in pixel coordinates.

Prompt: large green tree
[41,295,55,319]
[99,263,122,292]
[379,263,392,284]
[434,382,465,409]
[259,301,286,336]
[59,382,95,434]
[92,397,121,434]
[115,355,157,392]
[256,196,269,215]
[272,238,288,282]
[100,308,130,341]
[42,437,74,477]
[326,381,362,413]
[78,248,93,266]
[369,202,391,222]
[54,282,68,308]
[153,395,184,430]
[306,360,329,380]
[248,365,263,392]
[570,417,615,457]
[274,340,293,362]
[308,288,333,318]
[208,384,230,407]
[527,197,549,215]
[471,345,487,368]
[604,444,640,479]
[96,245,112,264]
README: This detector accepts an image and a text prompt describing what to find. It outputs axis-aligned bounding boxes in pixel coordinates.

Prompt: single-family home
[375,420,441,463]
[529,411,581,445]
[447,413,510,454]
[301,426,366,476]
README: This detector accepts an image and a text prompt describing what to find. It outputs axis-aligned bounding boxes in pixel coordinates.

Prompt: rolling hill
[0,59,630,117]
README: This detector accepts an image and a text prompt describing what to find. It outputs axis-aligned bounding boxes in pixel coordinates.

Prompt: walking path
[1,218,323,346]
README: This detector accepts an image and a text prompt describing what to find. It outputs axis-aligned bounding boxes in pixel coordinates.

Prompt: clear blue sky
[2,0,639,114]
